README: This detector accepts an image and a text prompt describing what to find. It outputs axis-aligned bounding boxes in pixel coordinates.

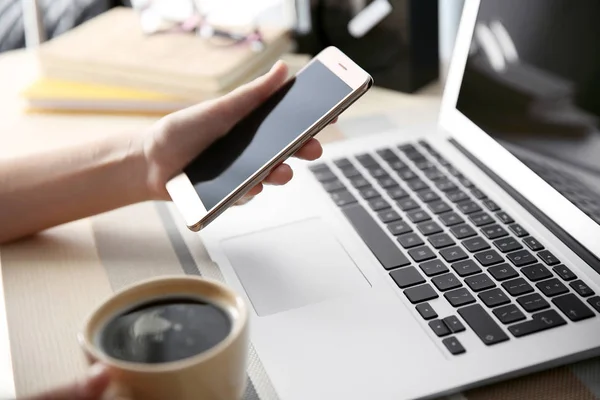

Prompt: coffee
[97,296,232,364]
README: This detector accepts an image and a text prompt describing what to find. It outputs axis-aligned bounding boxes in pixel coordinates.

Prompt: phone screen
[184,60,353,211]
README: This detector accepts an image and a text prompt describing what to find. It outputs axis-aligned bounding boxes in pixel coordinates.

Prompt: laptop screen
[456,0,600,225]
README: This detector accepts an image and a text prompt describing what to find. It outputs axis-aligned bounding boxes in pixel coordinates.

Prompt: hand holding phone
[167,46,373,231]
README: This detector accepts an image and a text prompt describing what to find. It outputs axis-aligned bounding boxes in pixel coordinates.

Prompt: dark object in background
[294,0,439,93]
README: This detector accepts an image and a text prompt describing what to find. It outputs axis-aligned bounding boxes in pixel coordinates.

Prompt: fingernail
[270,60,282,72]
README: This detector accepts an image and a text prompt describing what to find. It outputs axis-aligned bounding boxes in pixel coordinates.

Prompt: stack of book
[22,7,292,115]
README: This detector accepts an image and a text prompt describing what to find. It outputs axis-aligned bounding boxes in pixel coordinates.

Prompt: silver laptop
[199,0,600,399]
[2,0,600,399]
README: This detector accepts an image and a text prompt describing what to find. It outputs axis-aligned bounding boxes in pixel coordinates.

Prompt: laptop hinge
[448,138,600,275]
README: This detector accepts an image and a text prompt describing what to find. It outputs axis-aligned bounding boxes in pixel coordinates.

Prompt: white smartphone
[166,46,373,231]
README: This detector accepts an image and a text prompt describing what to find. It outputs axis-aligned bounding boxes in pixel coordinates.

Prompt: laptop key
[377,177,397,189]
[450,224,476,239]
[437,179,459,192]
[350,176,370,189]
[387,186,409,199]
[377,209,401,223]
[419,259,449,277]
[407,209,431,223]
[493,237,523,253]
[493,304,526,324]
[334,158,353,169]
[428,200,452,215]
[428,233,455,249]
[553,265,577,281]
[496,211,514,224]
[507,249,536,267]
[521,264,552,282]
[359,187,380,200]
[404,283,439,304]
[425,168,446,181]
[409,246,436,262]
[416,302,438,320]
[587,296,600,313]
[458,201,482,214]
[376,148,396,160]
[442,337,466,355]
[538,250,561,266]
[331,191,357,207]
[390,267,425,289]
[482,224,508,240]
[418,190,440,203]
[502,278,534,296]
[417,221,443,236]
[474,249,504,266]
[439,212,464,227]
[488,263,518,281]
[341,204,410,270]
[387,221,412,236]
[322,180,346,192]
[342,166,361,178]
[387,159,407,171]
[429,319,451,337]
[479,288,510,308]
[470,187,486,199]
[462,236,490,253]
[397,168,418,181]
[368,198,390,212]
[570,280,595,297]
[517,293,550,312]
[536,278,569,297]
[508,310,566,338]
[458,304,509,345]
[509,223,529,237]
[553,294,595,321]
[469,212,494,227]
[440,246,468,262]
[356,153,378,168]
[452,260,481,277]
[397,197,420,211]
[312,168,337,182]
[483,199,500,212]
[523,236,544,251]
[407,179,429,192]
[414,159,435,170]
[446,190,470,203]
[368,167,388,179]
[444,288,476,307]
[397,233,424,249]
[432,273,462,291]
[443,316,466,333]
[465,274,496,292]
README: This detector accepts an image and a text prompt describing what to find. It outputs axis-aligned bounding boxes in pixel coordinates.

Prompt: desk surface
[1,48,598,400]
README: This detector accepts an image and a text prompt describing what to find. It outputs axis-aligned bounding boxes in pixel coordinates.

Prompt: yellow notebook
[21,78,199,115]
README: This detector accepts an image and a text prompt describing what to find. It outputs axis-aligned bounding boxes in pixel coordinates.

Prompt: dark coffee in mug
[97,296,232,364]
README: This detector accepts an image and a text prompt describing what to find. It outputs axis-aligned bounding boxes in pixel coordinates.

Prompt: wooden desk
[1,49,597,400]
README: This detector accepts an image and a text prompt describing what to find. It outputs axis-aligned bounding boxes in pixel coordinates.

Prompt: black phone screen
[183,60,353,211]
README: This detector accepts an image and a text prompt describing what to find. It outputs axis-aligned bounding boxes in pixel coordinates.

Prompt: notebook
[36,7,292,98]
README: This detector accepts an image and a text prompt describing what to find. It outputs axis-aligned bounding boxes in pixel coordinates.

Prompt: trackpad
[221,218,370,316]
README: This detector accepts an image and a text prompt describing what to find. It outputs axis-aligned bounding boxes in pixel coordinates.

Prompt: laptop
[199,0,600,399]
[1,0,600,399]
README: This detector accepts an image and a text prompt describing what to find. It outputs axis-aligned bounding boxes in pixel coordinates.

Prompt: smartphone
[166,46,373,231]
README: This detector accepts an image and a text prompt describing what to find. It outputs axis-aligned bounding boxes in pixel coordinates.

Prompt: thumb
[210,60,289,127]
[26,364,111,400]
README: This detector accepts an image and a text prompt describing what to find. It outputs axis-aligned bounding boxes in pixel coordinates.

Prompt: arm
[0,132,149,244]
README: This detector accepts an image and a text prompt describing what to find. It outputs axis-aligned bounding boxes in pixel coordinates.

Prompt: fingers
[211,61,289,126]
[26,364,111,400]
[293,138,323,161]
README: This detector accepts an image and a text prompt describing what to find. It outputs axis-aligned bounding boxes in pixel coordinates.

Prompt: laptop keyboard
[309,140,599,356]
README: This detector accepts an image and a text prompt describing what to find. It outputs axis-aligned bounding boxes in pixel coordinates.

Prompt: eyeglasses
[134,0,266,52]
